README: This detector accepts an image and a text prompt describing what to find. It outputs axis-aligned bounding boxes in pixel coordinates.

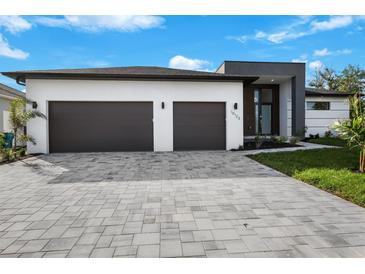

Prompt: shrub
[254,135,265,149]
[2,148,17,162]
[276,136,287,144]
[324,130,333,138]
[289,136,300,145]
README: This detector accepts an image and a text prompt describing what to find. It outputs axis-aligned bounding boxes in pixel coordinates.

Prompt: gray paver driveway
[1,151,365,258]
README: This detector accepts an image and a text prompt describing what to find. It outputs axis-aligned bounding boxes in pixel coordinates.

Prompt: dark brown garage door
[173,102,226,150]
[49,102,153,153]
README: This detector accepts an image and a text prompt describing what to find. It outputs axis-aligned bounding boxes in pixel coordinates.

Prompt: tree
[333,94,365,172]
[338,65,365,94]
[309,64,365,94]
[309,67,340,91]
[8,98,46,149]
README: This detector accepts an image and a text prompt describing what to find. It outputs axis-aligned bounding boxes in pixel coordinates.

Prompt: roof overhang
[2,72,258,85]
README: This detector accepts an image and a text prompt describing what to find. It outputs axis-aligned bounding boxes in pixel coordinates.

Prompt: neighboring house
[2,61,306,153]
[305,88,352,137]
[0,83,25,133]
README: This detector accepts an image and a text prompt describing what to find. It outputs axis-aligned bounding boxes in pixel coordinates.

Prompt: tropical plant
[0,132,5,161]
[8,98,46,149]
[333,94,365,172]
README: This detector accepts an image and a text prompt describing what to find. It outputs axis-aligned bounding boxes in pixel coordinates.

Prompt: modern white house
[0,83,25,133]
[1,61,332,154]
[305,88,351,137]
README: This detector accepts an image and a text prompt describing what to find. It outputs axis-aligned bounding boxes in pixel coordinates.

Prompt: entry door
[48,101,153,153]
[261,105,272,134]
[173,102,226,150]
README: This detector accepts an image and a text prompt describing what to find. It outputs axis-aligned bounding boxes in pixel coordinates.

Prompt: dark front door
[244,85,279,136]
[173,102,226,150]
[49,101,153,153]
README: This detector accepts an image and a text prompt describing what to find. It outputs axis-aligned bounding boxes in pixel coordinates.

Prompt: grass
[306,137,347,147]
[249,139,365,207]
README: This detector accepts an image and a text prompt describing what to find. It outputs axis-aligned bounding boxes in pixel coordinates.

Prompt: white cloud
[34,16,165,32]
[313,48,330,56]
[309,60,324,70]
[168,55,210,71]
[85,60,110,67]
[0,16,31,34]
[336,48,352,55]
[226,35,248,44]
[228,16,357,45]
[255,31,266,39]
[292,54,308,63]
[313,47,352,56]
[0,34,29,59]
[311,16,353,31]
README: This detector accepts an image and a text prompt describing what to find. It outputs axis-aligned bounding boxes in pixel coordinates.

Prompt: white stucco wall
[26,79,244,153]
[279,79,292,137]
[0,98,11,132]
[305,96,350,136]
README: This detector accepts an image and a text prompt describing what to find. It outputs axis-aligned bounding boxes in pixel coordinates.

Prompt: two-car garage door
[48,101,226,153]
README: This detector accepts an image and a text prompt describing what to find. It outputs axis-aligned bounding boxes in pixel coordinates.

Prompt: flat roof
[2,66,258,84]
[305,87,354,97]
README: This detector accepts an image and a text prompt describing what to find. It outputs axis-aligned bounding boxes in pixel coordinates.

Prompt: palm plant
[333,94,365,172]
[8,97,46,149]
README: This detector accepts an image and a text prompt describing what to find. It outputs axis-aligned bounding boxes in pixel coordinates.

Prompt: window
[307,101,330,110]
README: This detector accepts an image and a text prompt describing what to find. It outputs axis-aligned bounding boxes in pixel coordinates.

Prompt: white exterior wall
[0,98,11,132]
[279,79,292,137]
[305,96,350,136]
[26,79,244,154]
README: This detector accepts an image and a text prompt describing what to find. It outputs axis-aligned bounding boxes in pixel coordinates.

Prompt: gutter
[16,76,25,86]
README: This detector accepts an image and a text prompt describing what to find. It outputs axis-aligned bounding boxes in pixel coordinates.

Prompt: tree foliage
[309,64,365,94]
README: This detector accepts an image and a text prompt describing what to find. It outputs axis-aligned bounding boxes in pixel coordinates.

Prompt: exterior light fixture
[234,103,238,110]
[271,79,275,82]
[32,101,38,109]
[161,102,165,109]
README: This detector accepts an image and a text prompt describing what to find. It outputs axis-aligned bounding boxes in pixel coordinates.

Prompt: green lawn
[306,137,347,147]
[249,141,365,207]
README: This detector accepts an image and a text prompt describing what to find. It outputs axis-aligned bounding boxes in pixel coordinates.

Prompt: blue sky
[1,15,365,90]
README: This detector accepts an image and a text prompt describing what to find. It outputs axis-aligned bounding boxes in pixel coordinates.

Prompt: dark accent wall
[222,61,306,137]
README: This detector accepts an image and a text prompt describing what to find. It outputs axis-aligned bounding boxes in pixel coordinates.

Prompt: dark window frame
[306,101,331,111]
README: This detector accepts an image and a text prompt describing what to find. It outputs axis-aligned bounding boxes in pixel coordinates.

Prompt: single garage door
[173,102,226,150]
[49,101,153,153]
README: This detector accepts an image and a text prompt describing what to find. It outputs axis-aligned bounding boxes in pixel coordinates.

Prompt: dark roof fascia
[305,91,354,97]
[2,72,258,84]
[223,60,307,65]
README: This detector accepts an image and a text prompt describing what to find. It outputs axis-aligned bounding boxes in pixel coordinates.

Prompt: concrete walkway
[241,141,337,155]
[0,151,364,258]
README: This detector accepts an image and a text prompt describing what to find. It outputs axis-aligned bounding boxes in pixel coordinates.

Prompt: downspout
[16,76,25,86]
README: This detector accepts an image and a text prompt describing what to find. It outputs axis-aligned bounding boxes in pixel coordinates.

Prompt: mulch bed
[0,153,42,166]
[232,141,301,151]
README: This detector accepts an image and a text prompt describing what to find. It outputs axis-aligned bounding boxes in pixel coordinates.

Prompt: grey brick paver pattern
[1,151,365,257]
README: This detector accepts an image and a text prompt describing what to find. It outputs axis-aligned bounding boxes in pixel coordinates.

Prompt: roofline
[223,60,307,65]
[305,93,354,97]
[1,72,258,84]
[0,83,25,97]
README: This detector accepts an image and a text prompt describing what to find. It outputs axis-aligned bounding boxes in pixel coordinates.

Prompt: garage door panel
[49,101,153,153]
[173,102,226,150]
